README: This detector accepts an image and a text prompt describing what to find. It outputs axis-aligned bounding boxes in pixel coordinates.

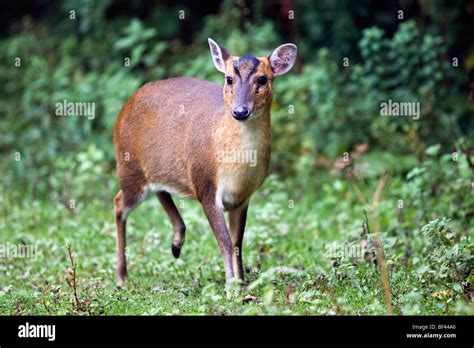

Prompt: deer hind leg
[156,191,186,258]
[114,190,128,287]
[114,183,148,287]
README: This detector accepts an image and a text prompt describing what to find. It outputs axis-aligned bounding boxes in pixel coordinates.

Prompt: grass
[0,170,472,316]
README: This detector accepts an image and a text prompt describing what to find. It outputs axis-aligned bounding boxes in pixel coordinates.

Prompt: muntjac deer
[114,38,297,286]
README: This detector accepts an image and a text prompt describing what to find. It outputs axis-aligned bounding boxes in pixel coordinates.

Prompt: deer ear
[208,38,230,74]
[268,43,297,76]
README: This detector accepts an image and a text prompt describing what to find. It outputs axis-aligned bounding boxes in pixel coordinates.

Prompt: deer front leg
[201,197,234,282]
[229,204,248,280]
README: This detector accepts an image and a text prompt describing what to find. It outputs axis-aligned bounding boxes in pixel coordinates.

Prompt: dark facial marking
[233,54,260,82]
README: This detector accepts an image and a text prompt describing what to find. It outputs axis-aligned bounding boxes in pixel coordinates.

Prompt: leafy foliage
[0,0,472,315]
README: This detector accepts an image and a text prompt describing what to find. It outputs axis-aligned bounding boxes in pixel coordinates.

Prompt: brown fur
[113,47,294,285]
[114,72,272,205]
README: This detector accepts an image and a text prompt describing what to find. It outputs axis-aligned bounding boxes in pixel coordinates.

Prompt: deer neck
[219,109,271,157]
[214,109,272,210]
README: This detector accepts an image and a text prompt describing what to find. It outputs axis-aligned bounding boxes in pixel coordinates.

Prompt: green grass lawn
[0,171,472,315]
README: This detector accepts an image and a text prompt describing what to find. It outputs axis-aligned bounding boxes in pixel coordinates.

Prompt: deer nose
[232,105,250,121]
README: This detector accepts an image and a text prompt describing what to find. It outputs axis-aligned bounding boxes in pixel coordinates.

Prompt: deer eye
[257,76,267,85]
[226,76,233,85]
